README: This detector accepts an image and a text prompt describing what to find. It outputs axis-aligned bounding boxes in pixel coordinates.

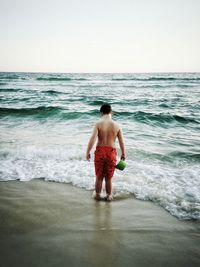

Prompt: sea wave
[0,88,63,94]
[41,89,67,95]
[0,74,20,80]
[167,151,200,161]
[115,111,199,125]
[0,88,27,93]
[0,106,99,119]
[0,106,61,117]
[124,84,196,88]
[36,77,87,81]
[112,77,200,81]
[1,107,199,125]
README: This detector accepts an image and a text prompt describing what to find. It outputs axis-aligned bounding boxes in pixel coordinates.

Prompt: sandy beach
[0,179,199,267]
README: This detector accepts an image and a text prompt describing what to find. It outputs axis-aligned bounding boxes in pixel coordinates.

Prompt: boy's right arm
[86,124,98,161]
[117,128,126,160]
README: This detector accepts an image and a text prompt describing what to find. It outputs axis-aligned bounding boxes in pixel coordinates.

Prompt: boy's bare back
[96,117,120,148]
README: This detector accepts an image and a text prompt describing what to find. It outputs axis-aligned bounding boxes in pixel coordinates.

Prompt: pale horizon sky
[0,0,200,73]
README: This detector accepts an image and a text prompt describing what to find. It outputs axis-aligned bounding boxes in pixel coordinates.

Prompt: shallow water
[0,72,200,220]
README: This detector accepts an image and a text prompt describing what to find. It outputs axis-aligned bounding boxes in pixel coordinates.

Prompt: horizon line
[0,71,200,74]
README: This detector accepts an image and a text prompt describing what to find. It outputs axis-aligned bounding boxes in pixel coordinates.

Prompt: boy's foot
[104,195,113,201]
[92,192,101,201]
[95,195,101,201]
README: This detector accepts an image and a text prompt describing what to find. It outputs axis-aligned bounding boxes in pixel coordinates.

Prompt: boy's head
[100,103,112,115]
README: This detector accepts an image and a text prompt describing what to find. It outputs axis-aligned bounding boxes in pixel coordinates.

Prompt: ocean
[0,72,200,220]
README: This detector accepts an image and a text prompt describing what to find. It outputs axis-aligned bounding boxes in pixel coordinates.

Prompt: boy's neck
[102,113,112,119]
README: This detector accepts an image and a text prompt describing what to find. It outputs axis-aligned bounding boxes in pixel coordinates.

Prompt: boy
[86,104,126,201]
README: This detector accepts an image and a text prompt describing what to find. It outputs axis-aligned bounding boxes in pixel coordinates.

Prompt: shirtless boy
[86,104,126,201]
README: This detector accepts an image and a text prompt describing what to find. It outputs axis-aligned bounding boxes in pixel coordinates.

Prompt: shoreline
[0,179,199,267]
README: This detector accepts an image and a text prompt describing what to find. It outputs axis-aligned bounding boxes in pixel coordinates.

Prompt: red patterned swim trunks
[94,146,117,179]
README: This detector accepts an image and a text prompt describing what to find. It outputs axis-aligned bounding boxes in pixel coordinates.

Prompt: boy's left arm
[86,124,98,161]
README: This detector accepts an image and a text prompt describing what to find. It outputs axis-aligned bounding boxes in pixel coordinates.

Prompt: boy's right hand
[86,153,91,161]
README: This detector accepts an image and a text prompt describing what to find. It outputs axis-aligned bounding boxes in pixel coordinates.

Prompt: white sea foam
[1,144,199,220]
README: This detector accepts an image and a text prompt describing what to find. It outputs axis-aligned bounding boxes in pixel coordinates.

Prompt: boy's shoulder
[113,120,120,128]
[111,118,121,127]
[96,119,120,129]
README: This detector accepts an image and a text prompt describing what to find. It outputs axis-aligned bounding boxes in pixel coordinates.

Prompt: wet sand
[0,179,199,267]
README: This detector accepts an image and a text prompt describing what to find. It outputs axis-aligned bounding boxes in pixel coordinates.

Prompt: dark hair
[100,103,112,114]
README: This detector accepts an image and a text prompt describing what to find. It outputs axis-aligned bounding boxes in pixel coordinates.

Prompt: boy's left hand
[120,154,126,160]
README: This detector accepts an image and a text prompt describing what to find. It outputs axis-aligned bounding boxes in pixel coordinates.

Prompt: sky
[0,0,200,73]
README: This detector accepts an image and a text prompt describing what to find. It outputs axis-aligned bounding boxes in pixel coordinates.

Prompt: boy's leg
[105,177,112,196]
[95,176,104,200]
[104,148,116,200]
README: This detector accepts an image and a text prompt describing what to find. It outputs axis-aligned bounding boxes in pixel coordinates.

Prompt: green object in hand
[115,160,126,171]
